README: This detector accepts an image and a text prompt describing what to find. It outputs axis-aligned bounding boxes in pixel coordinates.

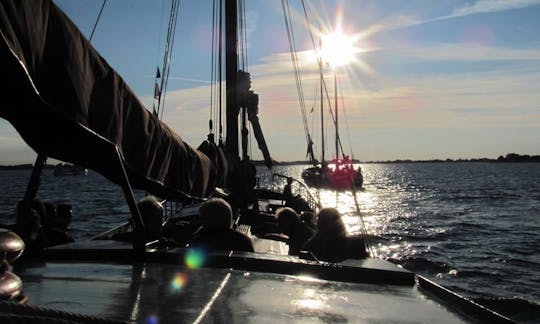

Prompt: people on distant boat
[303,208,368,262]
[281,177,311,213]
[39,203,75,247]
[283,177,293,202]
[275,207,315,256]
[189,198,254,252]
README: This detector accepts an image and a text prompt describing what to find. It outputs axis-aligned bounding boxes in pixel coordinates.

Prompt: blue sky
[1,0,539,164]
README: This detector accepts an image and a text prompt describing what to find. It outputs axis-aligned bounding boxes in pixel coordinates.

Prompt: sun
[320,28,357,68]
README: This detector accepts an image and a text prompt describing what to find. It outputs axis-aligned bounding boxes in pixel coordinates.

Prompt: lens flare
[170,272,188,291]
[146,315,158,324]
[185,248,206,269]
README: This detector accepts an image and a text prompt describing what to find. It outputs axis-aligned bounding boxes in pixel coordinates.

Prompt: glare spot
[294,275,324,283]
[185,248,206,269]
[170,273,188,291]
[295,298,323,310]
[146,315,158,324]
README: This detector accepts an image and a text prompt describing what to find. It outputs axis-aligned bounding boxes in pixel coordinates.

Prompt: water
[1,162,539,323]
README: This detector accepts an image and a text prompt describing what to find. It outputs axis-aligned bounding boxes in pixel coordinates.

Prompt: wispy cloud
[388,42,540,61]
[373,0,540,33]
[449,0,540,18]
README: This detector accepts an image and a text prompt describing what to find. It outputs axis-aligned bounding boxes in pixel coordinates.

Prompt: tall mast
[319,31,325,164]
[334,70,338,160]
[225,0,239,158]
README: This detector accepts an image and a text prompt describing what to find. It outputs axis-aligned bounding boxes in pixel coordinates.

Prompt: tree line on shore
[1,153,539,169]
[269,153,540,165]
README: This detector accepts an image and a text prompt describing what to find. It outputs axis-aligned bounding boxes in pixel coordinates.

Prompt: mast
[319,32,325,165]
[225,0,239,158]
[334,70,338,160]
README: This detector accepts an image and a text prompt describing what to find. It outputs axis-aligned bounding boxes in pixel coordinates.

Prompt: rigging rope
[350,183,374,257]
[218,0,224,143]
[339,76,356,159]
[210,0,220,139]
[281,0,313,162]
[239,0,249,71]
[300,0,338,161]
[89,0,108,42]
[301,0,371,256]
[155,0,181,120]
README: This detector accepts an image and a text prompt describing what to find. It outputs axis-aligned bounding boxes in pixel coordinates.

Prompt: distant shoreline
[0,164,55,170]
[266,153,540,165]
[2,153,538,170]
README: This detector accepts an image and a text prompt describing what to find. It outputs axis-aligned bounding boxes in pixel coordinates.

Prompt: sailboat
[301,34,363,191]
[0,1,512,322]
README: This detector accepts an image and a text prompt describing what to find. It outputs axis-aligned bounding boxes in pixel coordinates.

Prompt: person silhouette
[39,203,75,247]
[112,195,167,246]
[303,208,368,262]
[13,199,45,251]
[275,207,314,256]
[136,196,165,241]
[283,177,293,202]
[190,198,254,252]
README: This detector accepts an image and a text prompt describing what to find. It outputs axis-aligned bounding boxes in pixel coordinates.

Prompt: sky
[1,0,539,164]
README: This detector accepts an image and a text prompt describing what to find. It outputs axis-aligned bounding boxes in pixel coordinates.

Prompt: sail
[0,0,224,200]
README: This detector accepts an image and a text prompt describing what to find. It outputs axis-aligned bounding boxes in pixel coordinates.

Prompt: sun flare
[320,29,357,67]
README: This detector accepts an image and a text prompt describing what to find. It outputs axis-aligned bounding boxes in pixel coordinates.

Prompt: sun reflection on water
[258,164,428,262]
[310,164,420,260]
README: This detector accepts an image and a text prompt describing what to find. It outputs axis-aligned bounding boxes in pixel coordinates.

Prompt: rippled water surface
[261,162,540,322]
[1,162,539,322]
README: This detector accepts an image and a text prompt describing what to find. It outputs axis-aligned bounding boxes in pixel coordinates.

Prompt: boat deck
[15,259,472,323]
[8,240,503,323]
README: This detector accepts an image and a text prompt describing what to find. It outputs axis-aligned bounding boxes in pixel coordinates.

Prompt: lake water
[1,162,539,323]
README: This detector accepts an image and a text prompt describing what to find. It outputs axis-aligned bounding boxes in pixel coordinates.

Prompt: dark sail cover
[0,0,221,200]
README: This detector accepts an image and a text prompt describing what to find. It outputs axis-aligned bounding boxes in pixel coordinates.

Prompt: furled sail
[0,0,226,200]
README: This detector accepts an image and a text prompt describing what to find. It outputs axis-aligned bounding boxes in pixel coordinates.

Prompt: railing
[160,172,321,219]
[271,173,321,212]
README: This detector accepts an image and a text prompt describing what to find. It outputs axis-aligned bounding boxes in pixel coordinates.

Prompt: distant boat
[301,38,363,191]
[302,155,363,190]
[53,163,88,176]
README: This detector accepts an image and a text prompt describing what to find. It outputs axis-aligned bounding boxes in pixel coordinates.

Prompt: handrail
[272,173,321,211]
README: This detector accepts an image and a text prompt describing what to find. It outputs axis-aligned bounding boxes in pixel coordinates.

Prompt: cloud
[388,42,540,62]
[370,0,540,34]
[449,0,540,18]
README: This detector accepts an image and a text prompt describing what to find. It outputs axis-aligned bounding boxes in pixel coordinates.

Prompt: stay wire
[218,0,223,143]
[159,0,181,121]
[282,0,311,157]
[210,0,219,136]
[155,0,179,118]
[153,0,167,115]
[301,0,336,158]
[89,0,107,42]
[302,0,370,255]
[339,76,355,159]
[239,0,249,71]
